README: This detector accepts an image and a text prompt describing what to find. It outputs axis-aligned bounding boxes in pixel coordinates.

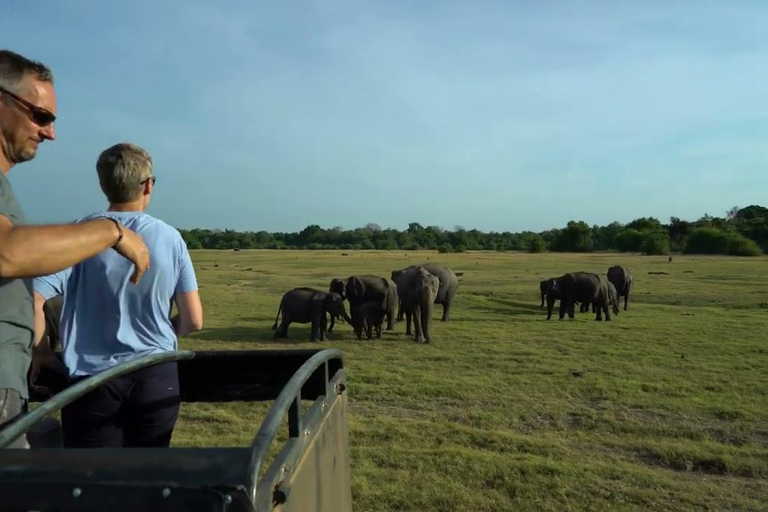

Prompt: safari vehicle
[0,348,352,512]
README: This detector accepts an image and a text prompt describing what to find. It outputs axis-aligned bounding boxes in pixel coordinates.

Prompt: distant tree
[364,223,382,232]
[528,236,546,253]
[641,232,670,255]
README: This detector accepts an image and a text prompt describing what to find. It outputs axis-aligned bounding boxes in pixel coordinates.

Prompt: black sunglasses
[0,85,56,127]
[140,176,157,186]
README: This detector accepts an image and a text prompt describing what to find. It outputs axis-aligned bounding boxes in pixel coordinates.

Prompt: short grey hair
[0,49,54,95]
[96,143,153,203]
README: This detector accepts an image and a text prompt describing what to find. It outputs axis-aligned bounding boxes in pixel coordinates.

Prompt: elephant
[583,281,620,316]
[540,278,560,308]
[544,278,565,320]
[272,288,352,342]
[552,272,615,321]
[392,266,440,343]
[607,266,634,310]
[357,300,386,340]
[392,262,458,322]
[331,275,398,339]
[327,277,349,332]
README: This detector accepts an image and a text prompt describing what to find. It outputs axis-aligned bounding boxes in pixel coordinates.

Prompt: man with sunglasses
[32,142,203,448]
[0,49,151,449]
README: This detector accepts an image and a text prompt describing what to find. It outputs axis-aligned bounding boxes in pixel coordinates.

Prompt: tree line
[178,205,768,257]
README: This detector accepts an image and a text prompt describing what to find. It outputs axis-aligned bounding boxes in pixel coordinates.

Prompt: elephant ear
[349,276,365,300]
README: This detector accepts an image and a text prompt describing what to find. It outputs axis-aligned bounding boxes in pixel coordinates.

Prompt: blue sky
[2,1,766,233]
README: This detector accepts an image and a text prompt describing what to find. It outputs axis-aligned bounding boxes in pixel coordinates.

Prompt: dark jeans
[61,361,180,448]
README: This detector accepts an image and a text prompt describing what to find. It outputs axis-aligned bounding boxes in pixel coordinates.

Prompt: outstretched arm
[0,215,150,283]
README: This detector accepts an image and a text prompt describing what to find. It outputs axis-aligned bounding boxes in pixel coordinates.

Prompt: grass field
[171,249,768,511]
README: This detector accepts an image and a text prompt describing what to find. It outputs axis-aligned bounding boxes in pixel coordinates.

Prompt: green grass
[173,250,768,511]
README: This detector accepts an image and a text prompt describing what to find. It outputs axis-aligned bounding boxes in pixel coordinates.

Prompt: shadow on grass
[466,297,546,317]
[188,323,384,344]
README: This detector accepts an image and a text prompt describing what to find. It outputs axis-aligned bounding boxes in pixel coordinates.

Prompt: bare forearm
[0,219,119,278]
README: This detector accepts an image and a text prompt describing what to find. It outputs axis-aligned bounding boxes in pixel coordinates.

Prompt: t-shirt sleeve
[0,177,16,221]
[33,269,71,300]
[175,236,198,294]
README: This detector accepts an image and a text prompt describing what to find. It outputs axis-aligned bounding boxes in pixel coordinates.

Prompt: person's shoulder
[137,214,186,244]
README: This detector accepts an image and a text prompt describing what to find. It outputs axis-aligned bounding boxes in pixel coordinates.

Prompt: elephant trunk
[422,294,433,342]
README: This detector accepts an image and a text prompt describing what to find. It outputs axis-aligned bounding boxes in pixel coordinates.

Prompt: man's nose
[42,122,56,141]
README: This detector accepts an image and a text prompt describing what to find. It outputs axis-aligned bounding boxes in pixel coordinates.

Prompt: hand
[113,226,150,284]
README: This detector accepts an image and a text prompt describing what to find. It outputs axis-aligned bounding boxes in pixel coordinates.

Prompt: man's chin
[17,147,38,163]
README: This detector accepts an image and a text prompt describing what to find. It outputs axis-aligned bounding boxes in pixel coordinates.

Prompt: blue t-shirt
[33,211,198,377]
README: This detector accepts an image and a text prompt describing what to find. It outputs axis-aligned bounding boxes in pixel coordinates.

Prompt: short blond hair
[96,143,153,203]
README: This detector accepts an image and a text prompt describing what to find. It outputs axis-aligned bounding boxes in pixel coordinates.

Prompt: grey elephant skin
[540,278,561,309]
[582,281,621,316]
[330,275,398,339]
[272,288,351,342]
[607,266,634,310]
[550,272,615,321]
[391,266,440,343]
[327,278,349,333]
[392,263,458,322]
[357,300,386,340]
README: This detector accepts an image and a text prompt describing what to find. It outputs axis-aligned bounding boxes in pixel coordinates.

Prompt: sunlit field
[171,249,768,511]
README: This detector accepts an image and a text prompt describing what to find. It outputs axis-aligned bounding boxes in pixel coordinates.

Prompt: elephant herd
[272,263,459,344]
[539,266,634,322]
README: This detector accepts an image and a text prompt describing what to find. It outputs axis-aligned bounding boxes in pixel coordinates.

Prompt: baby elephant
[357,300,387,340]
[272,287,352,342]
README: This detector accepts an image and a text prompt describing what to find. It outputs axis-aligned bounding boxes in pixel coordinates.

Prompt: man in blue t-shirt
[31,142,203,448]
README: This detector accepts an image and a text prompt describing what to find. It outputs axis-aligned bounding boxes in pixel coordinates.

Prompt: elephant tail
[272,302,283,330]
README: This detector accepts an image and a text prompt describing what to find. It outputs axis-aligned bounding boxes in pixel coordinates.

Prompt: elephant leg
[350,304,363,340]
[603,300,612,321]
[397,301,404,321]
[274,320,290,338]
[310,319,319,341]
[319,314,327,341]
[594,301,603,321]
[624,292,629,311]
[386,307,395,331]
[413,304,424,343]
[422,301,433,343]
[546,296,555,320]
[558,298,566,320]
[328,313,335,333]
[405,310,413,335]
[441,289,456,321]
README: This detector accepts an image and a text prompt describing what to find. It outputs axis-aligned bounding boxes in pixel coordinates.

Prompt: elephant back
[607,266,631,294]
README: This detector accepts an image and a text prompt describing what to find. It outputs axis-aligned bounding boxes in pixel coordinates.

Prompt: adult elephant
[607,266,634,311]
[336,275,398,338]
[393,266,440,343]
[392,263,458,322]
[272,288,351,342]
[551,272,615,321]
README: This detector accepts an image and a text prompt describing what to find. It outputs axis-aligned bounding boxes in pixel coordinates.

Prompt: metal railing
[0,350,196,449]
